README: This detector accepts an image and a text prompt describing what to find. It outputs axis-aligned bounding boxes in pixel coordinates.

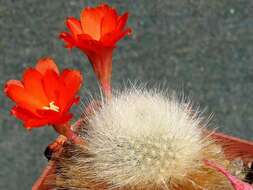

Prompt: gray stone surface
[1,0,253,189]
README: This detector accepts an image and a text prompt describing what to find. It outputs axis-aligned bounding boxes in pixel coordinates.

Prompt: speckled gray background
[1,0,253,189]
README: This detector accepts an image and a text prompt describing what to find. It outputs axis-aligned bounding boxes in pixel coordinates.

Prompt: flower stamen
[43,101,60,112]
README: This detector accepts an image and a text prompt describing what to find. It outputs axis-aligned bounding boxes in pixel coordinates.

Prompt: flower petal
[22,68,49,106]
[80,4,107,40]
[53,112,73,125]
[58,69,83,111]
[77,34,103,51]
[35,57,60,75]
[25,118,50,128]
[101,12,131,46]
[11,106,48,128]
[42,70,60,102]
[4,80,24,90]
[11,106,36,121]
[116,13,129,32]
[101,8,117,36]
[59,32,76,48]
[66,17,83,39]
[36,109,73,125]
[101,28,132,46]
[5,80,44,114]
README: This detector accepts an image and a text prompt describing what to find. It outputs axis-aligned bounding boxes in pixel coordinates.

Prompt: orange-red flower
[4,57,83,129]
[59,3,131,97]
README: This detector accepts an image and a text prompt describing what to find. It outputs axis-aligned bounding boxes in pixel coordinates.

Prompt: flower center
[42,101,60,112]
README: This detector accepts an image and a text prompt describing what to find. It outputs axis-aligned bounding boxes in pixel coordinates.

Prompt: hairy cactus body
[50,89,233,190]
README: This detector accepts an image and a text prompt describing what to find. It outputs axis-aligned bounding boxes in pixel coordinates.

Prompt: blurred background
[1,0,253,189]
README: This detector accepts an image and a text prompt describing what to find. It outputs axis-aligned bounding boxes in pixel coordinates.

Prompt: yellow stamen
[42,101,60,112]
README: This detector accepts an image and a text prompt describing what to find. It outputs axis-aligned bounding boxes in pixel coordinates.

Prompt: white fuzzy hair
[70,88,210,189]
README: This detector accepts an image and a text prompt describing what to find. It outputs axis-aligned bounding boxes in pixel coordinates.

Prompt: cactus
[50,88,234,190]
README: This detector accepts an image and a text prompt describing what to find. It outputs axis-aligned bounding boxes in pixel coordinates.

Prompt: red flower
[59,3,131,97]
[4,57,83,129]
[204,160,253,190]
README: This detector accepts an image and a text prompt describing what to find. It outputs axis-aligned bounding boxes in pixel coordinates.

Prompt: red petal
[80,4,107,40]
[35,57,60,75]
[4,80,23,92]
[22,68,49,106]
[76,34,95,51]
[11,106,38,121]
[42,70,60,102]
[66,17,83,39]
[58,69,83,112]
[116,13,129,32]
[36,109,73,125]
[101,8,117,36]
[62,96,80,114]
[25,118,50,128]
[114,28,132,41]
[101,28,131,46]
[59,32,76,48]
[77,33,93,41]
[52,112,73,125]
[5,80,44,114]
[11,106,48,128]
[77,34,103,51]
[101,12,131,46]
[61,69,83,93]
